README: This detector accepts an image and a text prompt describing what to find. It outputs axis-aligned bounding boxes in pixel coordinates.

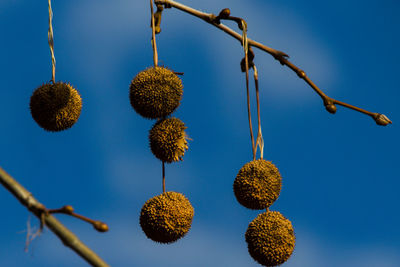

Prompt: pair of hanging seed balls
[234,159,295,266]
[130,66,194,243]
[30,82,82,132]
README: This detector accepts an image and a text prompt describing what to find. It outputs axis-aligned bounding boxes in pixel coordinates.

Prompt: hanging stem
[48,0,56,83]
[150,0,159,67]
[254,65,264,159]
[162,161,166,193]
[241,20,256,160]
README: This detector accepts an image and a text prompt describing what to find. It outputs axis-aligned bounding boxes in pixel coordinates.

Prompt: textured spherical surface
[245,211,295,266]
[30,82,82,132]
[140,192,194,244]
[149,117,188,163]
[233,159,282,210]
[130,66,183,119]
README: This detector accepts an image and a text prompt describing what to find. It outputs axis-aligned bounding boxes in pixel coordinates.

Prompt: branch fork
[0,168,110,267]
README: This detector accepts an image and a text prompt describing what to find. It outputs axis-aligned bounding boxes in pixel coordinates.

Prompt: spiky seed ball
[129,66,183,119]
[233,159,282,210]
[140,191,194,244]
[149,117,188,163]
[246,211,295,266]
[30,82,82,132]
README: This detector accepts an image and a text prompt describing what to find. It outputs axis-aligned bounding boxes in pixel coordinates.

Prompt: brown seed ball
[149,117,188,163]
[233,159,282,210]
[30,82,82,132]
[140,191,194,244]
[129,66,183,119]
[245,211,295,266]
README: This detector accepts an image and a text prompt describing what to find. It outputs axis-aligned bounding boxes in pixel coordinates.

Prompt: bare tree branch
[0,167,110,267]
[155,0,392,126]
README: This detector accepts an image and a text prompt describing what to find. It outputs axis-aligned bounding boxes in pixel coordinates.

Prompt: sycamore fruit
[233,159,281,210]
[30,82,82,132]
[140,191,194,244]
[149,117,188,163]
[130,66,183,119]
[245,210,295,266]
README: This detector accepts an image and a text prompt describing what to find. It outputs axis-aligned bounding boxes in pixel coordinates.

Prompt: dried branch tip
[374,113,392,126]
[211,7,245,30]
[92,221,109,233]
[219,8,231,19]
[214,8,231,24]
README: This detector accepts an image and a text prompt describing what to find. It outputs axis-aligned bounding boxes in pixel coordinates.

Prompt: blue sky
[0,0,399,266]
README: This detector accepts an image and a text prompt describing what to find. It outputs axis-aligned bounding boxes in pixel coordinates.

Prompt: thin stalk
[48,0,56,83]
[254,66,264,159]
[162,161,166,193]
[241,20,256,160]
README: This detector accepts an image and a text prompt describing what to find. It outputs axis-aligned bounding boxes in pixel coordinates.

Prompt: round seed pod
[129,66,183,119]
[140,191,194,244]
[245,210,295,266]
[30,82,82,132]
[233,159,281,210]
[149,117,188,163]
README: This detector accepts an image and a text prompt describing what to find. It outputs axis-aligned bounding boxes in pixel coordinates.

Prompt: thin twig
[154,0,392,126]
[48,206,109,233]
[0,167,110,267]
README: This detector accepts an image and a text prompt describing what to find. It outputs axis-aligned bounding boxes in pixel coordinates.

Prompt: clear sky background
[0,0,399,266]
